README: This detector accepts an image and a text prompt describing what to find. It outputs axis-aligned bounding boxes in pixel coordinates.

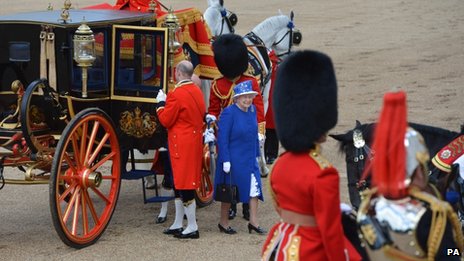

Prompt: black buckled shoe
[174,230,200,239]
[218,224,237,234]
[156,216,167,224]
[163,227,183,235]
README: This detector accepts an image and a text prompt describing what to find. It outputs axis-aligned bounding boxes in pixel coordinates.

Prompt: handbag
[214,172,238,204]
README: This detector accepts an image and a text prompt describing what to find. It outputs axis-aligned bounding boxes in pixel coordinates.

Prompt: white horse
[244,11,302,113]
[204,0,237,37]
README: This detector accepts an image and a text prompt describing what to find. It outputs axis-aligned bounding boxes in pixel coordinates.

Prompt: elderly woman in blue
[215,80,266,235]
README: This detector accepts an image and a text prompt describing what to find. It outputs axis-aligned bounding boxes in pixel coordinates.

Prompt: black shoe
[248,223,266,235]
[228,208,236,220]
[218,224,237,234]
[174,230,200,239]
[163,227,183,235]
[156,216,167,224]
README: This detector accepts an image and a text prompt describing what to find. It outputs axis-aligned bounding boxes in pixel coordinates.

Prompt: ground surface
[0,0,463,260]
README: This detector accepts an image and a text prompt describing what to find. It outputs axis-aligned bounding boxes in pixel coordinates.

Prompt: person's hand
[156,89,166,102]
[205,114,217,124]
[203,128,215,144]
[340,203,352,213]
[223,162,231,173]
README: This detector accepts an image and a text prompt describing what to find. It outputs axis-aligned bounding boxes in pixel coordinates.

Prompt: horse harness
[244,32,272,92]
[273,19,302,58]
[218,8,237,35]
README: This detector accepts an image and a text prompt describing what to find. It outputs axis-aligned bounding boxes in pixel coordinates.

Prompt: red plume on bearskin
[273,50,338,152]
[371,91,408,199]
[212,34,249,79]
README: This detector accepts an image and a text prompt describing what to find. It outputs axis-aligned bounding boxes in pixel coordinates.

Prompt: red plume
[371,91,408,199]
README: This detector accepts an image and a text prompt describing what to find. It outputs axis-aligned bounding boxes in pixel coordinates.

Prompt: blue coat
[214,104,263,203]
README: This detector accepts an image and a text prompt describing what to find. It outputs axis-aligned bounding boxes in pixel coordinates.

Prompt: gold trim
[111,25,168,102]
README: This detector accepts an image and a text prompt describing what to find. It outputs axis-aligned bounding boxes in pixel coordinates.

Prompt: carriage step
[121,169,156,180]
[144,196,175,203]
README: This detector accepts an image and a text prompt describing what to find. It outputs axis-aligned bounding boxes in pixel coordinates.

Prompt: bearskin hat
[273,50,338,152]
[212,33,248,79]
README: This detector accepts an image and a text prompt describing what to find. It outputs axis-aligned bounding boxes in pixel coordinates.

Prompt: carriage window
[113,29,166,98]
[9,42,31,62]
[71,31,107,92]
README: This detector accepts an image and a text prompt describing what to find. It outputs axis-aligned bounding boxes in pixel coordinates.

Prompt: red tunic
[208,74,265,124]
[262,148,361,261]
[156,80,206,189]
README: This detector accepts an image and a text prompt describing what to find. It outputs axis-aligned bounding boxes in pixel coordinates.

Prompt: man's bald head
[176,60,194,81]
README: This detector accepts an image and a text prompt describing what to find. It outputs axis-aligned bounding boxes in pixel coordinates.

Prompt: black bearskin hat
[273,50,338,152]
[212,34,248,79]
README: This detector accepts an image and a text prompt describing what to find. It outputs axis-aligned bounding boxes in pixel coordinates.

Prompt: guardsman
[357,91,464,260]
[208,33,266,221]
[261,50,361,261]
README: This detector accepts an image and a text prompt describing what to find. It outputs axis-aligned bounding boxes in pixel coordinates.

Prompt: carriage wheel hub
[81,169,102,188]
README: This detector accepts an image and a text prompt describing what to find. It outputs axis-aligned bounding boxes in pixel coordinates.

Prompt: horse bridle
[219,8,237,34]
[352,129,374,190]
[273,20,302,57]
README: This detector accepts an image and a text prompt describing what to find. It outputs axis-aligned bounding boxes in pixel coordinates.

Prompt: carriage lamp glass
[162,8,181,83]
[73,21,96,98]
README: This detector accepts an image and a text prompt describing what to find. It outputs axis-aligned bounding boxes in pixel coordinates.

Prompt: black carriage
[0,4,214,248]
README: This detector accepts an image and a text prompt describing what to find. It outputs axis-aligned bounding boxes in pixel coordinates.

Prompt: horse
[203,0,237,37]
[243,11,302,113]
[330,120,463,210]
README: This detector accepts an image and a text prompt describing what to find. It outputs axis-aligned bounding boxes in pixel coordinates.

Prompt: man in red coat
[156,60,206,239]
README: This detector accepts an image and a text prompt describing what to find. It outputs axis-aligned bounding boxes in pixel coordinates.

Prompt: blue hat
[233,80,258,98]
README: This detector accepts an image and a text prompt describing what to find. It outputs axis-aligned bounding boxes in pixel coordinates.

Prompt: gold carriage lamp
[73,19,96,98]
[162,8,181,83]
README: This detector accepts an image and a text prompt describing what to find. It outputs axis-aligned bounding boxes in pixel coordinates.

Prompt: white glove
[156,89,166,102]
[258,133,265,146]
[223,162,231,173]
[203,128,215,144]
[340,203,352,213]
[205,114,217,124]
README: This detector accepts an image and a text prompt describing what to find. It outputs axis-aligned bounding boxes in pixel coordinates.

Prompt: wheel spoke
[83,189,101,227]
[79,121,88,167]
[71,189,81,235]
[87,133,110,167]
[70,132,82,168]
[85,121,100,166]
[81,191,89,236]
[62,152,78,175]
[62,186,81,224]
[90,151,116,173]
[58,182,77,202]
[91,186,111,205]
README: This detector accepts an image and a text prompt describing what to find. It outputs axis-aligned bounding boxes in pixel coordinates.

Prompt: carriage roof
[0,9,154,27]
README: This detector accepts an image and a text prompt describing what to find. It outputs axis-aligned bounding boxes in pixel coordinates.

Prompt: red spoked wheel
[49,108,121,248]
[195,144,215,207]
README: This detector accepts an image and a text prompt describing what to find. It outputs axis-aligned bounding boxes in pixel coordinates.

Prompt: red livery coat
[262,148,361,261]
[156,80,206,189]
[209,74,265,124]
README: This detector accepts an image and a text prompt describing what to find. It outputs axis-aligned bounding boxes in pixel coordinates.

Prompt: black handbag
[214,173,238,204]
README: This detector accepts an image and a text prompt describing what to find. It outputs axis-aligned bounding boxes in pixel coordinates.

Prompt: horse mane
[251,15,289,48]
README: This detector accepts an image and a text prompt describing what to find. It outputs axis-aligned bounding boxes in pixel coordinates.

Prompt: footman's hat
[273,50,338,152]
[212,33,248,79]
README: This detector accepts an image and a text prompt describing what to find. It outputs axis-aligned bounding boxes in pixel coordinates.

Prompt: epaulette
[431,135,464,173]
[309,146,332,169]
[243,72,257,79]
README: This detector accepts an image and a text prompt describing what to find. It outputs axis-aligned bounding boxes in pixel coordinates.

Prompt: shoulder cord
[211,80,236,107]
[409,188,464,260]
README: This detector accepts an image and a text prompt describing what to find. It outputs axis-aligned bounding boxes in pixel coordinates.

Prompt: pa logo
[447,248,461,256]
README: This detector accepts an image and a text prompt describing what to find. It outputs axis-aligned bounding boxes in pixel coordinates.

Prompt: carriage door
[111,25,168,151]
